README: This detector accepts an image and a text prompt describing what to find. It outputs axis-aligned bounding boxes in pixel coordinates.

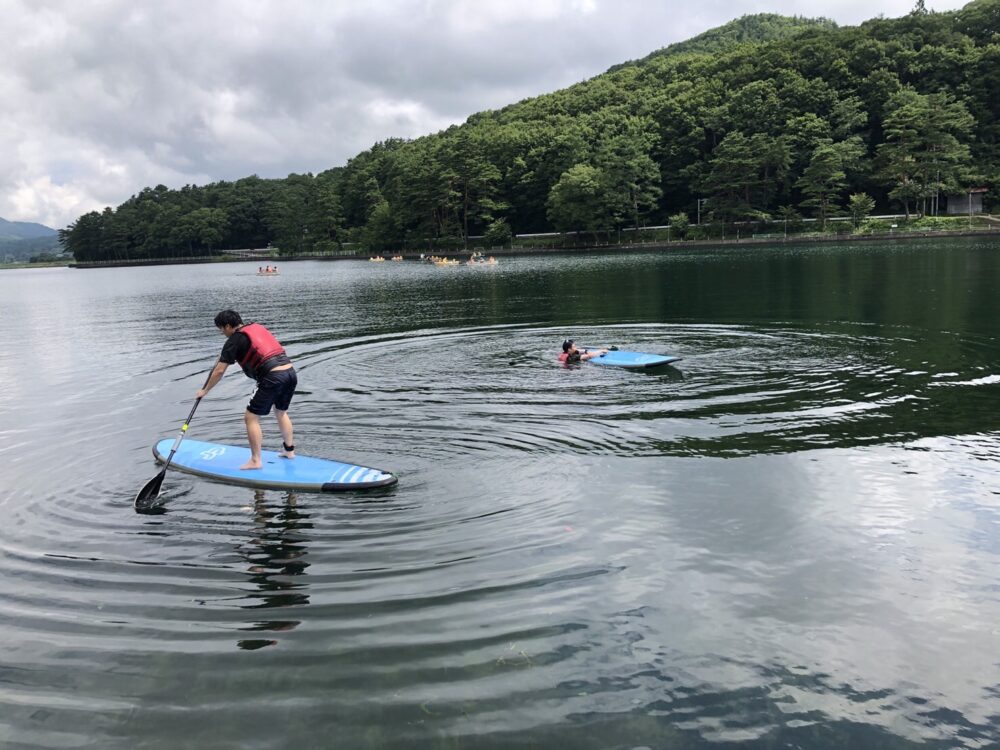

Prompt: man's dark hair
[562,339,574,353]
[214,310,243,328]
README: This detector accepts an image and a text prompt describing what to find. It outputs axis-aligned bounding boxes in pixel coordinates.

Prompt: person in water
[196,310,298,470]
[559,339,608,364]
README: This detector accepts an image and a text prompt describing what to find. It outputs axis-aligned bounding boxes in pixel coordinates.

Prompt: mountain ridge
[0,217,57,241]
[0,218,60,261]
[607,13,839,73]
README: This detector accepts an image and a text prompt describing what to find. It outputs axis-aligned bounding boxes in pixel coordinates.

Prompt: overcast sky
[2,0,970,229]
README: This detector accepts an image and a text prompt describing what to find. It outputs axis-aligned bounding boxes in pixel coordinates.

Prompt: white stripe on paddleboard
[328,465,349,483]
[329,465,360,484]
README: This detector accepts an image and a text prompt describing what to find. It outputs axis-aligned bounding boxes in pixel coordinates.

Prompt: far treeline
[60,1,999,262]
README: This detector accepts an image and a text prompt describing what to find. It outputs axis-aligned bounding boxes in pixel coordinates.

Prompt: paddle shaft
[134,365,218,509]
[159,398,202,472]
[156,365,216,476]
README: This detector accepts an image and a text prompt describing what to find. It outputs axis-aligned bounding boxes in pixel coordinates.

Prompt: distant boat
[370,257,386,262]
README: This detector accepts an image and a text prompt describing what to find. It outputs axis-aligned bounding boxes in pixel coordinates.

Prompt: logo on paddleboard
[200,446,226,460]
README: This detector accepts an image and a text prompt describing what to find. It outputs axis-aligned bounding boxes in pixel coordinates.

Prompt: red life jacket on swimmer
[237,323,287,379]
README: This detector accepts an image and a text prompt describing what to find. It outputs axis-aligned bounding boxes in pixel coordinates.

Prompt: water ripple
[2,256,999,748]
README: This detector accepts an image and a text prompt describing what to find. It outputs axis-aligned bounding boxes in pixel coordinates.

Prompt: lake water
[1,239,999,749]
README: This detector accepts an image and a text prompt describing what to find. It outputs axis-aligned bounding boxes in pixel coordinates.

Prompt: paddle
[134,366,215,511]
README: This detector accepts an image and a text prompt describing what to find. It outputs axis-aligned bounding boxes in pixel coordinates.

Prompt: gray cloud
[2,0,969,228]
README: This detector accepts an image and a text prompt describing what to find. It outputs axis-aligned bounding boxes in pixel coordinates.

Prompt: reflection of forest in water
[237,491,311,651]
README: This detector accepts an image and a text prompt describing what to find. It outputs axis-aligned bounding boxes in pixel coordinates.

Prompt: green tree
[848,192,876,228]
[785,113,833,176]
[306,170,346,249]
[94,207,128,260]
[188,207,228,251]
[59,211,104,261]
[595,117,662,229]
[668,211,690,239]
[920,92,975,215]
[775,204,803,235]
[701,131,789,220]
[504,120,589,233]
[725,79,784,135]
[546,164,608,239]
[265,173,314,254]
[797,137,865,229]
[441,125,506,247]
[385,139,459,245]
[145,204,185,257]
[340,139,406,229]
[219,176,276,249]
[877,88,973,217]
[483,219,512,248]
[362,198,400,251]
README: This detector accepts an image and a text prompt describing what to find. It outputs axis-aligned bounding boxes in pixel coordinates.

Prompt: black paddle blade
[134,470,166,511]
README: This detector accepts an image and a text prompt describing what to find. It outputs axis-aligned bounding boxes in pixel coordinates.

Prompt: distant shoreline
[3,227,995,270]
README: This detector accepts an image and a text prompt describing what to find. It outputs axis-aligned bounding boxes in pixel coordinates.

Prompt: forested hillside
[60,0,999,261]
[0,217,59,260]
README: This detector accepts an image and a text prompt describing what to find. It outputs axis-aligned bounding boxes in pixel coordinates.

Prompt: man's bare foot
[279,442,295,459]
[240,459,263,470]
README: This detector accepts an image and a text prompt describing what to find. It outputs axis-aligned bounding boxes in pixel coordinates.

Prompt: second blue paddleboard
[587,349,681,369]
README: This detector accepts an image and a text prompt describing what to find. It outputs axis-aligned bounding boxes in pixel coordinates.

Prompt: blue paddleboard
[153,439,397,492]
[586,349,682,369]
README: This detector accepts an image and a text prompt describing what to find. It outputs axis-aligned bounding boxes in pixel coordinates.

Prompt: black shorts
[247,367,297,416]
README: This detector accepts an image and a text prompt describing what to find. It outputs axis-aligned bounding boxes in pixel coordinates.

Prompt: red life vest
[237,323,286,379]
[558,352,569,363]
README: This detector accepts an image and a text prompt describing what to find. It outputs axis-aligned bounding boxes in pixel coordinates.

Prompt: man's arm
[196,360,230,399]
[580,348,609,361]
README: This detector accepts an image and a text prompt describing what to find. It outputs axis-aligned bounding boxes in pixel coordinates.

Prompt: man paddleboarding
[196,310,297,470]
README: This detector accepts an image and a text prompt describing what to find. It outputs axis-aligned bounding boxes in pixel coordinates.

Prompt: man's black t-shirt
[220,331,251,366]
